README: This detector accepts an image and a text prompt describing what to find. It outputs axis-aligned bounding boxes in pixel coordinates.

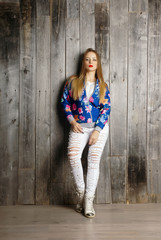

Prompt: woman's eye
[93,59,97,61]
[85,58,89,61]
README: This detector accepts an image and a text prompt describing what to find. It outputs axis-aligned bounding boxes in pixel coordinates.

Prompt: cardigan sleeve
[95,86,111,131]
[61,80,74,123]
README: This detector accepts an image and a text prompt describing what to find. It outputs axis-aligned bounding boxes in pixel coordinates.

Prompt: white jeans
[67,124,109,197]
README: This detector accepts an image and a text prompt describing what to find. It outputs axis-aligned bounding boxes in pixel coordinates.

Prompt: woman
[61,48,111,218]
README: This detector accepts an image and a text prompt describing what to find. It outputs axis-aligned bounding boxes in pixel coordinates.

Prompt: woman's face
[84,52,97,73]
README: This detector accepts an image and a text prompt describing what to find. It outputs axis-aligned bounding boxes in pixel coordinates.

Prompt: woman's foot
[84,195,95,218]
[75,191,84,213]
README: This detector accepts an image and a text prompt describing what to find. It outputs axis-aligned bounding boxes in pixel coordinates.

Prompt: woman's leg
[84,124,109,217]
[86,124,109,197]
[67,128,89,194]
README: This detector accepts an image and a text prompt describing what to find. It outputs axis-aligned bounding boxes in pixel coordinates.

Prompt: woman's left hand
[89,130,100,145]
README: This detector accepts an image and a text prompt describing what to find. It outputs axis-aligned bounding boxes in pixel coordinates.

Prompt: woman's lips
[89,65,93,67]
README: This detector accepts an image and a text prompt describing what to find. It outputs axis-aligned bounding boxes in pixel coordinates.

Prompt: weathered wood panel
[110,156,126,203]
[0,0,161,205]
[110,0,128,156]
[109,0,128,203]
[0,2,20,205]
[36,0,50,204]
[127,2,148,203]
[18,0,36,204]
[129,0,148,12]
[95,0,111,204]
[95,0,110,86]
[0,1,19,14]
[64,0,80,205]
[66,0,80,77]
[80,0,95,53]
[50,0,66,205]
[36,0,50,16]
[147,0,161,202]
[0,0,19,3]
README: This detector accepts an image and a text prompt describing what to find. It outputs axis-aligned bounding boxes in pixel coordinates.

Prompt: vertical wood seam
[109,0,112,203]
[146,0,149,198]
[35,0,37,205]
[49,0,52,205]
[18,4,20,205]
[126,1,130,204]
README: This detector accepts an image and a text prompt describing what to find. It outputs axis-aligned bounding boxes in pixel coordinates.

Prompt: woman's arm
[61,80,84,133]
[61,80,74,123]
[89,87,110,145]
[95,86,111,131]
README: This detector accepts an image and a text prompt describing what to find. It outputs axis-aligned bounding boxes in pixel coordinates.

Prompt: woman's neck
[85,72,96,82]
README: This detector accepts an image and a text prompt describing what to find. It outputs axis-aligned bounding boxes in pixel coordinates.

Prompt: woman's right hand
[71,120,84,133]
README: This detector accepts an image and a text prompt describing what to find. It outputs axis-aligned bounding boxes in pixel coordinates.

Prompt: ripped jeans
[67,124,109,197]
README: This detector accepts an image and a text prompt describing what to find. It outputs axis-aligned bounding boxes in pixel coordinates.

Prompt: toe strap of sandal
[86,212,94,217]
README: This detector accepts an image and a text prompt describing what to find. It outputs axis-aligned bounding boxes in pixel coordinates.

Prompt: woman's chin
[86,68,96,72]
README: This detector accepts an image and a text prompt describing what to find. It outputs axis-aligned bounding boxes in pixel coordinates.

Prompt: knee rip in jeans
[89,147,103,169]
[89,157,99,169]
[68,145,80,167]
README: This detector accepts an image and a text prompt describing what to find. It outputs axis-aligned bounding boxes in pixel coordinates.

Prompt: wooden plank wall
[0,0,161,205]
[147,0,161,203]
[18,0,36,204]
[0,1,20,205]
[95,0,111,203]
[127,0,148,203]
[36,0,51,204]
[50,0,67,205]
[110,0,128,203]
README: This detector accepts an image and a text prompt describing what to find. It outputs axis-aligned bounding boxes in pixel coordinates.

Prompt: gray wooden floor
[0,204,161,240]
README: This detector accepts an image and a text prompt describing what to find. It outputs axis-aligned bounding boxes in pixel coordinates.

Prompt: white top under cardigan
[68,80,102,132]
[85,81,96,101]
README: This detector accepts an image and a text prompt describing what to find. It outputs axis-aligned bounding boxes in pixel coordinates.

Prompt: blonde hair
[68,48,107,103]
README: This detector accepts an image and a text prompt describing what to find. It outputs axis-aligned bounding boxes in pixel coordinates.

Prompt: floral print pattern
[61,78,111,129]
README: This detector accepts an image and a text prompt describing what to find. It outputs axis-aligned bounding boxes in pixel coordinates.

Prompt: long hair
[69,48,107,103]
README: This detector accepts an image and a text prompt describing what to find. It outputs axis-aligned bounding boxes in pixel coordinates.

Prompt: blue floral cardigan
[61,78,111,131]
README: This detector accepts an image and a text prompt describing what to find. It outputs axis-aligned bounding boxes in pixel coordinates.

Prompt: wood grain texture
[0,4,19,205]
[110,157,126,203]
[36,0,50,16]
[50,0,66,205]
[0,0,19,3]
[147,0,161,202]
[80,0,95,53]
[109,0,128,203]
[95,1,111,204]
[0,1,19,12]
[36,0,50,204]
[95,1,109,85]
[64,0,80,205]
[18,0,36,204]
[129,0,148,12]
[127,9,148,203]
[110,0,128,156]
[66,0,80,77]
